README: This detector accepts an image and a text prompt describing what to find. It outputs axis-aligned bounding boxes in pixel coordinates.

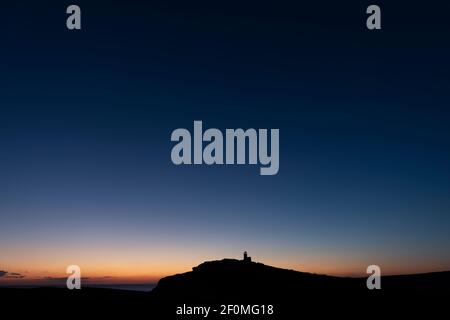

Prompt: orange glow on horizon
[2,255,450,286]
[2,237,449,286]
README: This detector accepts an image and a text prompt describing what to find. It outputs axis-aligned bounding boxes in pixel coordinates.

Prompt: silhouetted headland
[1,256,449,317]
[151,257,450,302]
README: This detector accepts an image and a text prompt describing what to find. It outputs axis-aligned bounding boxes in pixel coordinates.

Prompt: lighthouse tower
[243,251,252,262]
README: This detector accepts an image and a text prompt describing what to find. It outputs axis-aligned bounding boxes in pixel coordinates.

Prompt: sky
[1,1,450,285]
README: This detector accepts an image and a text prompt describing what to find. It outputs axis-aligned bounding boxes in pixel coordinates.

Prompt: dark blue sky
[1,1,450,280]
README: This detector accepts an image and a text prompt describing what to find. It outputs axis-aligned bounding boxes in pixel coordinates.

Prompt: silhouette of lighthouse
[243,251,252,262]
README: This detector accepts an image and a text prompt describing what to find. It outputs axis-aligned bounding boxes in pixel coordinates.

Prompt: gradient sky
[1,1,450,285]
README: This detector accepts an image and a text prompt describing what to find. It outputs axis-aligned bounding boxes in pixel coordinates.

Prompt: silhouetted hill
[1,259,449,318]
[149,258,450,317]
[151,258,365,301]
[152,258,450,300]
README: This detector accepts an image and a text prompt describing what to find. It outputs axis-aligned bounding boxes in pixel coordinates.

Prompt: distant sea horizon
[0,284,156,292]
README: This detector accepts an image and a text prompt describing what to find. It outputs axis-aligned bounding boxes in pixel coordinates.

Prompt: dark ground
[1,259,448,318]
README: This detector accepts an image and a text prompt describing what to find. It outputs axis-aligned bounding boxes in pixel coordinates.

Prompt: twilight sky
[1,1,450,284]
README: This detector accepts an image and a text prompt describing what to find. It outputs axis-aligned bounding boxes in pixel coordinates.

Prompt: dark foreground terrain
[1,259,449,318]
